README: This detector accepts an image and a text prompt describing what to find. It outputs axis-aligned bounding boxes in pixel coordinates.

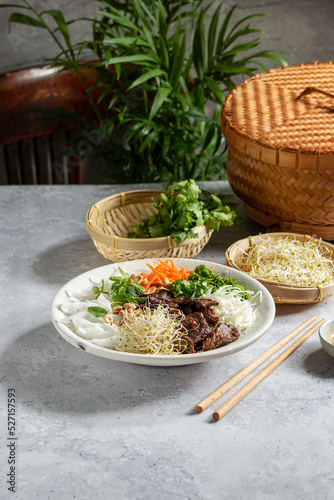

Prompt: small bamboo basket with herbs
[86,180,239,262]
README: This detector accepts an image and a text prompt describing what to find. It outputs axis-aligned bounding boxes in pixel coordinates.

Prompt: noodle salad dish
[51,259,276,366]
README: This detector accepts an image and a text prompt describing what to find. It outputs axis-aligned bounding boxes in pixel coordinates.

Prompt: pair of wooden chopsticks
[196,315,325,421]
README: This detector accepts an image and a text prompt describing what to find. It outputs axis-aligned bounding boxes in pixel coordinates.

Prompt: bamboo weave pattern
[86,190,213,262]
[221,62,334,237]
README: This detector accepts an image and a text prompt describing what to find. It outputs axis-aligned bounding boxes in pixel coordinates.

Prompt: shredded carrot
[140,259,192,291]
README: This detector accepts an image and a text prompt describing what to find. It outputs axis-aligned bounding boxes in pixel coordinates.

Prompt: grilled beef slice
[140,290,240,353]
[141,289,184,309]
[202,322,240,351]
[180,312,213,353]
[179,298,219,315]
[202,308,220,329]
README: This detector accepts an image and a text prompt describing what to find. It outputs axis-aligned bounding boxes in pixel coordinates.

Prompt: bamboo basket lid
[221,61,334,169]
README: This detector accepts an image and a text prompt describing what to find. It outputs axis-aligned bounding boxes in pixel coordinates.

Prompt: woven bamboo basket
[86,189,213,262]
[221,61,334,240]
[225,232,334,304]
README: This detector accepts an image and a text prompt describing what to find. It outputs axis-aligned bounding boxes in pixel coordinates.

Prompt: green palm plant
[1,0,287,183]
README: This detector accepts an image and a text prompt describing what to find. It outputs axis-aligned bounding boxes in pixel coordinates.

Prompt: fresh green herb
[88,306,109,318]
[108,268,147,307]
[168,265,251,300]
[127,179,239,244]
[91,269,147,307]
[93,279,105,299]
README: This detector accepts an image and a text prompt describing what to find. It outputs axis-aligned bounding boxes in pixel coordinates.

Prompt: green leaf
[96,9,140,33]
[170,28,187,87]
[175,92,190,111]
[128,179,238,243]
[158,35,170,70]
[222,27,265,52]
[188,110,215,125]
[104,36,151,48]
[162,132,171,158]
[0,3,30,9]
[139,0,156,26]
[193,10,207,80]
[8,12,46,28]
[249,50,288,66]
[202,125,216,152]
[138,128,160,154]
[127,69,167,91]
[46,10,72,50]
[110,293,146,308]
[125,120,152,142]
[215,4,237,55]
[225,14,267,44]
[213,127,223,156]
[168,265,251,300]
[103,55,158,66]
[178,76,193,108]
[88,306,109,318]
[115,63,122,79]
[107,269,145,307]
[157,0,167,35]
[204,77,224,104]
[131,0,158,56]
[93,279,105,298]
[149,86,172,121]
[221,41,261,58]
[207,3,221,66]
[191,84,205,111]
[213,64,255,76]
[170,229,190,244]
[116,267,130,280]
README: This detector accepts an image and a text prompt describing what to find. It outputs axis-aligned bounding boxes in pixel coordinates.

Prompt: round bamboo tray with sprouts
[225,232,334,304]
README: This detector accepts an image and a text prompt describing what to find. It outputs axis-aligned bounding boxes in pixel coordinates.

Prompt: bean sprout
[236,235,334,287]
[114,306,187,355]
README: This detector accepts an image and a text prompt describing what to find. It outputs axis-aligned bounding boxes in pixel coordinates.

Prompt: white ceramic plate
[50,258,276,366]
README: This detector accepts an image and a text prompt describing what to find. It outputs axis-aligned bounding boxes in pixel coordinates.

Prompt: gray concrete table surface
[0,182,333,500]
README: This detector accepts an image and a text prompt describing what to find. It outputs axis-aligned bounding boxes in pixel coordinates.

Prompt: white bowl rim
[319,319,334,345]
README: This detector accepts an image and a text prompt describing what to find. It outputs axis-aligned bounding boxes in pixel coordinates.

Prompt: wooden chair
[0,65,101,184]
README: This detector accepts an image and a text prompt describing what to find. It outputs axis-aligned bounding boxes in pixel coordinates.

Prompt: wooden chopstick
[196,314,318,413]
[212,318,326,421]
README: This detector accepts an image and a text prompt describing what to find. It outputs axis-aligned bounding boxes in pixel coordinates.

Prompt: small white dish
[319,319,334,359]
[50,258,276,366]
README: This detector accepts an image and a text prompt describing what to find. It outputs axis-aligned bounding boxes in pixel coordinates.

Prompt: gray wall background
[0,0,334,74]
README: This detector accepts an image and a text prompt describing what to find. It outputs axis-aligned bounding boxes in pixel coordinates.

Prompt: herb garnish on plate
[168,265,251,300]
[93,268,147,308]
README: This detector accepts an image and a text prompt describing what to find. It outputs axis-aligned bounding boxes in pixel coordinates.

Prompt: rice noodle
[203,286,261,332]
